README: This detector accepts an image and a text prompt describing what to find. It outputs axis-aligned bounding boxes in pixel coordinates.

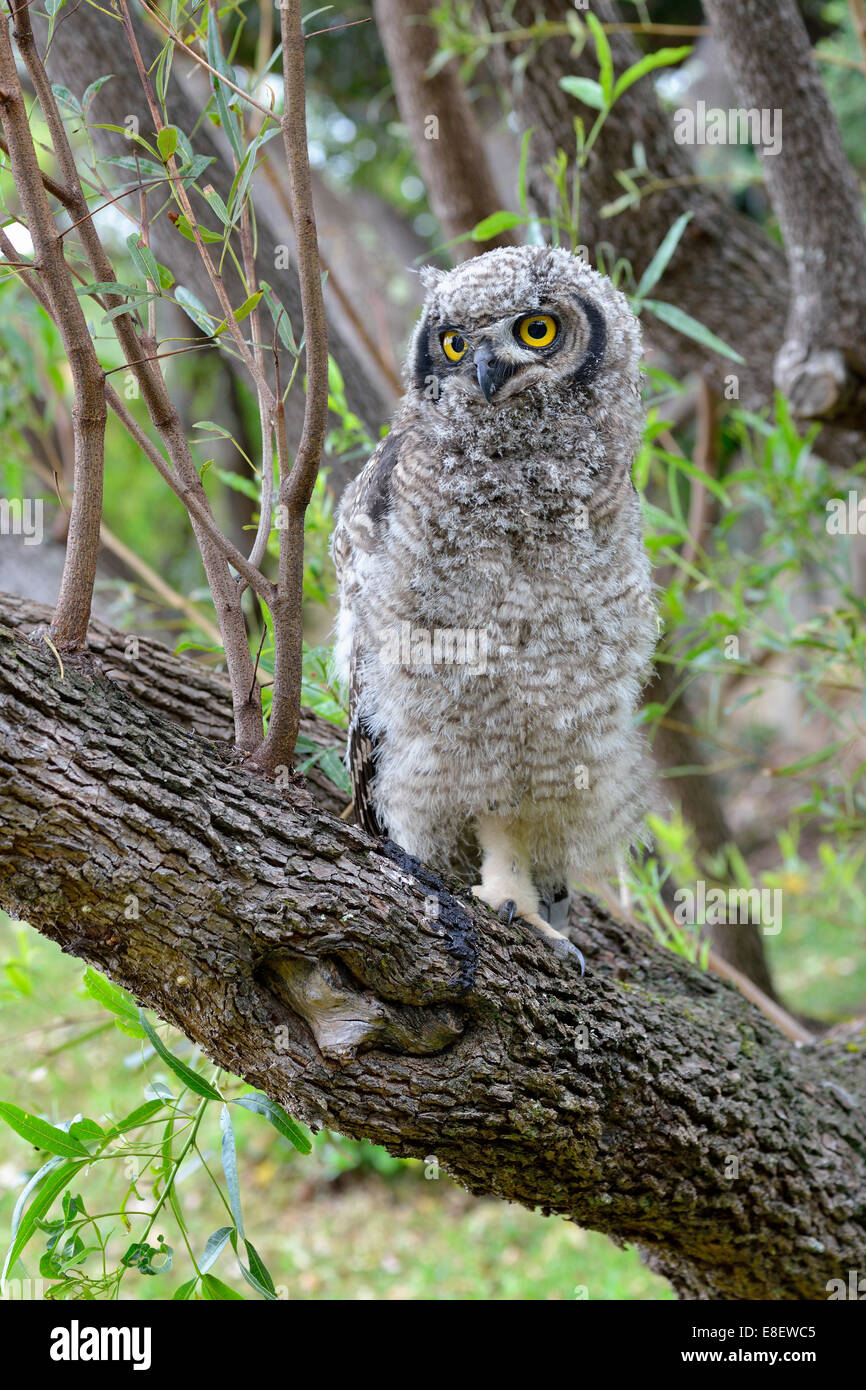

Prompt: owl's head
[407,246,641,421]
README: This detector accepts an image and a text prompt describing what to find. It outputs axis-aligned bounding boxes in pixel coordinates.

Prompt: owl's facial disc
[413,290,608,410]
[432,313,563,405]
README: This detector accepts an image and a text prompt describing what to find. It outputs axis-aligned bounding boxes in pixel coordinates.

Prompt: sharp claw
[498,898,517,926]
[555,936,586,974]
[528,922,587,974]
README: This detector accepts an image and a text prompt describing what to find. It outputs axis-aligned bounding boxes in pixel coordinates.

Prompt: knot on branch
[775,340,866,428]
[261,950,465,1064]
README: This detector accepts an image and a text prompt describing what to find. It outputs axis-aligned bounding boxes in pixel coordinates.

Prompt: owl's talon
[497,899,517,926]
[543,932,586,974]
[522,916,586,973]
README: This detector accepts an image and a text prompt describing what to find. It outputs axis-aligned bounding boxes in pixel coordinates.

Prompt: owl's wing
[333,428,407,837]
[346,650,382,836]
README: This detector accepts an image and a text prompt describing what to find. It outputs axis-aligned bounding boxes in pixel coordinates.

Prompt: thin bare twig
[0,6,106,651]
[250,0,329,774]
[7,0,266,748]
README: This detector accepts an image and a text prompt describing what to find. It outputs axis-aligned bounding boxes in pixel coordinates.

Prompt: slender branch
[208,0,274,580]
[250,0,330,775]
[0,5,105,651]
[117,0,271,397]
[8,0,266,749]
[0,225,276,608]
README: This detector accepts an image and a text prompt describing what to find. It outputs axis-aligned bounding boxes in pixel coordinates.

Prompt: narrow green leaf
[585,13,613,106]
[173,1277,199,1300]
[470,211,525,241]
[219,1105,244,1238]
[641,299,746,364]
[202,186,231,226]
[259,282,297,352]
[634,212,692,303]
[82,75,113,114]
[613,45,693,101]
[126,233,161,287]
[2,1161,85,1285]
[174,285,217,335]
[600,191,640,218]
[213,291,263,338]
[82,967,145,1036]
[155,41,174,108]
[69,1118,103,1144]
[558,76,606,110]
[771,741,847,777]
[206,12,244,164]
[232,1093,311,1153]
[104,1099,165,1139]
[137,1013,222,1100]
[201,1272,245,1300]
[0,1104,90,1159]
[171,214,224,245]
[157,125,178,161]
[101,294,159,323]
[227,129,279,223]
[51,84,81,116]
[74,281,139,297]
[517,127,534,217]
[200,1225,234,1273]
[243,1239,277,1297]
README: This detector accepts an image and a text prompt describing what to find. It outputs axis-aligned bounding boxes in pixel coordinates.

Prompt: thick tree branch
[0,606,863,1301]
[0,593,346,813]
[702,0,866,427]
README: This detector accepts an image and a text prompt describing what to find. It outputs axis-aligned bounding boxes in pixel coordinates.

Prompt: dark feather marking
[348,652,384,836]
[571,293,607,388]
[364,429,403,530]
[412,314,435,393]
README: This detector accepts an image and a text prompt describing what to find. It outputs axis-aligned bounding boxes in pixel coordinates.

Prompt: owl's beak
[473,343,515,403]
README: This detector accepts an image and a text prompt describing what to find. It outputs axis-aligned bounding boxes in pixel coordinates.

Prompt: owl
[332,246,657,961]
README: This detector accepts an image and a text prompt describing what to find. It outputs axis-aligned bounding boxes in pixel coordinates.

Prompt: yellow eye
[442,330,469,362]
[517,314,557,348]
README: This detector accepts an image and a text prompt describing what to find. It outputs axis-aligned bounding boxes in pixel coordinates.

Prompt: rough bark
[0,593,347,816]
[373,0,518,257]
[702,0,866,429]
[1,599,864,1301]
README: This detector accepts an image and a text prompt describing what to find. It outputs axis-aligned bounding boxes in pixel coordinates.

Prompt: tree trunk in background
[472,0,866,453]
[1,602,865,1300]
[374,0,519,258]
[702,0,866,429]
